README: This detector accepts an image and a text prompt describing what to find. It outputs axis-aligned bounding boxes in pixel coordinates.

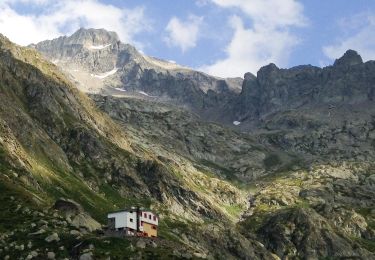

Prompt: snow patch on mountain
[138,91,157,98]
[88,44,111,50]
[143,55,188,71]
[91,68,118,79]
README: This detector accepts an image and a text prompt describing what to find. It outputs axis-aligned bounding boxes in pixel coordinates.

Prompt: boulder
[29,229,46,236]
[79,252,93,260]
[45,233,60,243]
[26,252,38,260]
[47,251,56,259]
[136,240,146,249]
[53,198,100,231]
[53,198,83,216]
[70,230,81,236]
[71,213,101,232]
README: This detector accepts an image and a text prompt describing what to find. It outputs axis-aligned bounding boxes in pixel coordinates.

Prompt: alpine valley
[0,28,374,259]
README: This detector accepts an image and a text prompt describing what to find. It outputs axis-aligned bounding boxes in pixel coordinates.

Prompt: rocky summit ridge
[0,29,374,259]
[231,49,375,126]
[33,29,375,129]
[32,28,242,121]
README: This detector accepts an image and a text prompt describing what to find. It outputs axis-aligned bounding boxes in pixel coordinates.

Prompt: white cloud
[0,0,150,46]
[201,0,307,78]
[202,16,300,77]
[164,15,203,52]
[2,0,51,4]
[211,0,306,28]
[195,0,210,7]
[323,13,375,61]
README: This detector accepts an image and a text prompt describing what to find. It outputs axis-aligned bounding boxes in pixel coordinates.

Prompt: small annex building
[107,207,158,237]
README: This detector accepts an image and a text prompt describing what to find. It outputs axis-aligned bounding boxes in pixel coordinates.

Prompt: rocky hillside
[91,94,283,182]
[0,30,374,260]
[0,34,267,259]
[88,93,375,259]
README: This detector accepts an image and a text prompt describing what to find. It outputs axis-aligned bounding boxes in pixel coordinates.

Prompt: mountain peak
[257,63,279,80]
[334,49,363,67]
[68,28,120,46]
[0,33,13,48]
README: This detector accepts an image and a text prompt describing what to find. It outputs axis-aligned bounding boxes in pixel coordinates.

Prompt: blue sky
[0,0,374,78]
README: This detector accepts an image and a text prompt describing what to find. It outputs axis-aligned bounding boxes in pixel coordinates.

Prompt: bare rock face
[235,50,374,125]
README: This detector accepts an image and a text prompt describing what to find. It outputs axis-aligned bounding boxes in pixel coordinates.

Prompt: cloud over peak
[164,15,203,53]
[201,0,307,78]
[0,0,150,46]
[323,12,375,63]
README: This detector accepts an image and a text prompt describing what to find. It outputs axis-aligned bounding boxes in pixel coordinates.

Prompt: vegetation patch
[198,159,246,188]
[355,238,375,253]
[224,204,245,218]
[0,177,38,232]
[84,237,133,259]
[263,153,281,169]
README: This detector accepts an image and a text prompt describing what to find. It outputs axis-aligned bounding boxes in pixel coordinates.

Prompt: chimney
[136,206,140,233]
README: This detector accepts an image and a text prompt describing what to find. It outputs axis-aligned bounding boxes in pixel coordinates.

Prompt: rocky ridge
[232,50,375,126]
